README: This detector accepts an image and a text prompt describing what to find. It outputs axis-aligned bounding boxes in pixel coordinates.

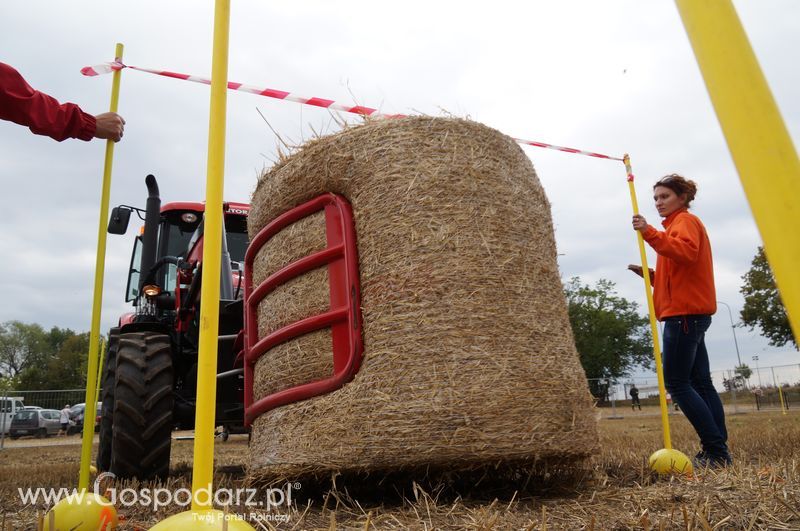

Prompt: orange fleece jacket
[641,208,716,320]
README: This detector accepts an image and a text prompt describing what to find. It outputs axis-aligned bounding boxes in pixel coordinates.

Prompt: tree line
[739,247,796,349]
[564,246,796,401]
[0,322,92,390]
[1,249,793,394]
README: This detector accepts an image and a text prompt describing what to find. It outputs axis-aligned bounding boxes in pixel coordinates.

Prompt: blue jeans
[662,315,729,457]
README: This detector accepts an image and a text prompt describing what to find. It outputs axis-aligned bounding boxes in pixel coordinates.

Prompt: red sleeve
[0,62,96,142]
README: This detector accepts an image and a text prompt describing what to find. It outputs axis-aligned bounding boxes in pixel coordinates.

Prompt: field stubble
[0,411,798,529]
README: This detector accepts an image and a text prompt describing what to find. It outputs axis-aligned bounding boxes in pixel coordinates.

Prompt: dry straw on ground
[247,116,598,481]
[2,413,799,529]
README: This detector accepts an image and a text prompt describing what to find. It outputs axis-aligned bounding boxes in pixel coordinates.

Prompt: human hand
[94,112,126,142]
[627,264,654,280]
[627,264,643,277]
[632,214,648,232]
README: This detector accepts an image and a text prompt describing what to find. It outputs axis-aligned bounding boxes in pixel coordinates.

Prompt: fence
[1,389,93,412]
[1,389,96,437]
[3,363,799,430]
[588,363,800,416]
[1,390,99,452]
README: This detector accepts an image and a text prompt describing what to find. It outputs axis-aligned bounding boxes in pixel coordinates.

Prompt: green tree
[1,322,88,390]
[564,277,652,400]
[0,321,49,379]
[17,329,89,390]
[734,363,752,382]
[723,364,751,391]
[740,247,797,349]
[43,333,90,389]
[45,326,77,353]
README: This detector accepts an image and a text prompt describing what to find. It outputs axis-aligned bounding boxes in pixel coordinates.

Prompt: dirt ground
[1,409,798,530]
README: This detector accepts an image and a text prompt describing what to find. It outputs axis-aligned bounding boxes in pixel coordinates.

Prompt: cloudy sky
[1,1,798,381]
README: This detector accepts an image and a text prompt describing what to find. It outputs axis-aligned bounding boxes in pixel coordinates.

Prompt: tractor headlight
[143,284,162,298]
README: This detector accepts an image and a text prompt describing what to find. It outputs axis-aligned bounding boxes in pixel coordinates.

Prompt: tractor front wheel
[110,331,174,481]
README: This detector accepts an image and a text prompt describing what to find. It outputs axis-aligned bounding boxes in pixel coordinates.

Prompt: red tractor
[98,175,249,480]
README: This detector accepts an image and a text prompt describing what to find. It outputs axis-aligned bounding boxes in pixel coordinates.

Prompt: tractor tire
[96,328,119,472]
[110,331,174,481]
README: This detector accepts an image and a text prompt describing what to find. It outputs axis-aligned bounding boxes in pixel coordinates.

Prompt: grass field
[1,409,798,530]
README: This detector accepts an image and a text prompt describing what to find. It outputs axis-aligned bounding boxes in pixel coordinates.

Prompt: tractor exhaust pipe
[139,174,161,294]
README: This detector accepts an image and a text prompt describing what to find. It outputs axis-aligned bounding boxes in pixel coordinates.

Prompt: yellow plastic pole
[191,0,230,511]
[94,337,105,407]
[771,367,788,416]
[78,43,123,492]
[675,0,800,345]
[624,154,672,450]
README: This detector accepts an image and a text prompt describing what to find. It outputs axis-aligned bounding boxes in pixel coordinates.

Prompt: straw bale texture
[247,116,598,480]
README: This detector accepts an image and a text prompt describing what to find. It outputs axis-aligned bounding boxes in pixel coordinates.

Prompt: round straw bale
[247,116,598,480]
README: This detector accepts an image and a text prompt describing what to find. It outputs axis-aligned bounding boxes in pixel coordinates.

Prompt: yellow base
[150,510,256,530]
[43,492,117,530]
[649,448,693,476]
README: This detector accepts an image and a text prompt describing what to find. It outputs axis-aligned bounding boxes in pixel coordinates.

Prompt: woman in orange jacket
[630,174,731,467]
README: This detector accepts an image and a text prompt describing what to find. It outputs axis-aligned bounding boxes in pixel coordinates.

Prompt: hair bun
[655,174,698,206]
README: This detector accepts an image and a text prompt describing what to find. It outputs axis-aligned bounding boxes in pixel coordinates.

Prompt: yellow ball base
[649,448,694,476]
[44,492,118,530]
[150,510,256,530]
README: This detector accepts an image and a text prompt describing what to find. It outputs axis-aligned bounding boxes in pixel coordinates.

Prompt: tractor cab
[123,205,203,303]
[111,197,248,314]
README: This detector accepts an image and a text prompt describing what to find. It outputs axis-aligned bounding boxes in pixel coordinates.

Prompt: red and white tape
[82,61,623,162]
[512,138,622,161]
[82,61,400,118]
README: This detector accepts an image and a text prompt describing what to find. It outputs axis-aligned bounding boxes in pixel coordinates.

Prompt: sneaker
[692,450,706,461]
[693,450,732,469]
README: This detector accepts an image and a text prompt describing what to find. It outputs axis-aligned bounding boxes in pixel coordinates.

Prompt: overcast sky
[1,1,798,381]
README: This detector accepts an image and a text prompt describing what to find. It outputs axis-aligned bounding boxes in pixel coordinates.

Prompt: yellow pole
[675,0,800,344]
[625,154,672,450]
[191,0,230,511]
[777,386,787,416]
[78,43,123,491]
[94,337,106,407]
[771,367,788,415]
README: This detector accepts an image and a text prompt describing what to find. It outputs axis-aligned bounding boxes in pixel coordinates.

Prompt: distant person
[753,387,763,411]
[59,404,71,436]
[0,61,125,142]
[629,174,731,468]
[629,385,642,411]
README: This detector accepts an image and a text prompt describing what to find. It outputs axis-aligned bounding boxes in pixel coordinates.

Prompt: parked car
[67,403,102,435]
[9,409,64,438]
[0,396,25,435]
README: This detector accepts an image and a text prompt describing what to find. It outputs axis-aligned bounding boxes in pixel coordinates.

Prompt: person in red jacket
[629,174,731,468]
[0,61,125,142]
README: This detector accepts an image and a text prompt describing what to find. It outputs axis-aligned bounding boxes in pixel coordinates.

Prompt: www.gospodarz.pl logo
[18,473,297,512]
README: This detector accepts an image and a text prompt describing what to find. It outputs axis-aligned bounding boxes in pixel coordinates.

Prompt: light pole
[717,300,742,367]
[752,355,762,388]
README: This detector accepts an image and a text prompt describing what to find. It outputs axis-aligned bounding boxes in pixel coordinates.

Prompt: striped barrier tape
[512,138,622,161]
[82,61,623,162]
[81,61,400,118]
